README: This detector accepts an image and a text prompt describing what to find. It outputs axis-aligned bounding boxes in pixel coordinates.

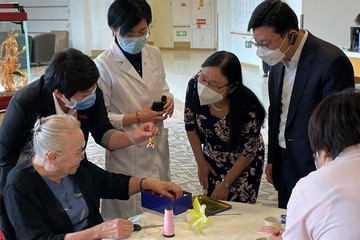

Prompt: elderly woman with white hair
[3,114,183,240]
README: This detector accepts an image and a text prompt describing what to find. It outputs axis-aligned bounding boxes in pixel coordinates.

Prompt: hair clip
[34,117,46,133]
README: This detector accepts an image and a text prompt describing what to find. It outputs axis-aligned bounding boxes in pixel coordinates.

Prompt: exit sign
[177,31,187,37]
[245,41,252,48]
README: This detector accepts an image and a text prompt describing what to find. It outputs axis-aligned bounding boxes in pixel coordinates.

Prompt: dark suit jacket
[4,159,131,240]
[268,32,354,190]
[0,76,114,192]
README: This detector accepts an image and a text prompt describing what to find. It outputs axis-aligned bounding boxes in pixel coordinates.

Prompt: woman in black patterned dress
[184,51,265,203]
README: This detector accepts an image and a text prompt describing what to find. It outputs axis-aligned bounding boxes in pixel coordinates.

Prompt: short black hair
[247,0,299,35]
[201,51,265,151]
[44,48,99,99]
[309,88,360,158]
[355,13,360,25]
[107,0,152,36]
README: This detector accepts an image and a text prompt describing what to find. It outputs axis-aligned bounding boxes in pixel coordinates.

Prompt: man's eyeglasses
[196,71,229,89]
[249,36,282,50]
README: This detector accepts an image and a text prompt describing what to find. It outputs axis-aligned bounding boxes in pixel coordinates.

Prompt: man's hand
[265,164,273,184]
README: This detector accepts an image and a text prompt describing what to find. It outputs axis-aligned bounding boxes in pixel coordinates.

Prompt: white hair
[32,114,80,158]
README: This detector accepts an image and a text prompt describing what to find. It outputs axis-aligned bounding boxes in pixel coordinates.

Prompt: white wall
[15,0,70,33]
[285,0,360,48]
[69,0,92,55]
[301,0,360,48]
[216,0,232,51]
[227,0,262,66]
[89,0,113,51]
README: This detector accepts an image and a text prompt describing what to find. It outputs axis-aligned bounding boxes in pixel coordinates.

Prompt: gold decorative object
[0,29,28,95]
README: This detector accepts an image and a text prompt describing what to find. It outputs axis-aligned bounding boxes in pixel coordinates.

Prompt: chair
[50,30,69,52]
[0,194,16,240]
[31,33,56,66]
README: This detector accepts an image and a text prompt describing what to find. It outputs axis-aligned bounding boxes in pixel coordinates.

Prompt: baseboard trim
[240,62,259,69]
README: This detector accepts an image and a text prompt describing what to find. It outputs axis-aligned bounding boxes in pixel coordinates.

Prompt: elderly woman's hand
[86,218,134,239]
[142,179,183,199]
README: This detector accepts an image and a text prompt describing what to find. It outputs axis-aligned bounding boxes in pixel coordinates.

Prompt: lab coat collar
[109,41,150,84]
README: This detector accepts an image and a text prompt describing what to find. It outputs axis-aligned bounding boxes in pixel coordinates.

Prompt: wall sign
[196,19,206,24]
[176,30,187,36]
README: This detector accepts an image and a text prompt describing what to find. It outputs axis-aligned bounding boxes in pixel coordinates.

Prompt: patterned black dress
[184,78,264,203]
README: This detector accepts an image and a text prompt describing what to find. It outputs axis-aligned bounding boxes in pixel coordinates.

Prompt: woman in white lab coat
[94,0,174,219]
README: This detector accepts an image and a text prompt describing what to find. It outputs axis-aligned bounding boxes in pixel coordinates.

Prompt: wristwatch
[222,179,230,188]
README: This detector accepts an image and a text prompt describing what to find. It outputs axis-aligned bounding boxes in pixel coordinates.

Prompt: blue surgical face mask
[63,88,97,110]
[73,93,96,110]
[119,37,146,54]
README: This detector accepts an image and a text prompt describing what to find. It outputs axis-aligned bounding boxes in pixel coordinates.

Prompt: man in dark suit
[0,48,158,193]
[248,0,354,208]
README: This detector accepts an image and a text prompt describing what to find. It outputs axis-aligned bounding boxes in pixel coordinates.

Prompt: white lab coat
[95,41,172,219]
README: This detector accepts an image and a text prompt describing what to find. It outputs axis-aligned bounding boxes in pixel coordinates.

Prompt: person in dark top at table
[184,51,265,203]
[0,48,159,193]
[248,0,354,208]
[4,114,183,239]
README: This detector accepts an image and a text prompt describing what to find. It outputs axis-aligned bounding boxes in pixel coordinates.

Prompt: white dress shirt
[283,144,360,239]
[278,30,308,148]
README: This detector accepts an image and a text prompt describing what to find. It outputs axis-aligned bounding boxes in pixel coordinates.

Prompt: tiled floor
[30,49,278,207]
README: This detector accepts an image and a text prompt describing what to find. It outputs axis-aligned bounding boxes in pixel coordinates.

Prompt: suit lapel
[273,64,285,108]
[286,34,316,128]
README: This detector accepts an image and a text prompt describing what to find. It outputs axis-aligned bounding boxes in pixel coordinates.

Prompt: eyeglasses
[119,28,150,41]
[58,148,85,160]
[71,86,97,102]
[250,36,282,50]
[196,71,229,89]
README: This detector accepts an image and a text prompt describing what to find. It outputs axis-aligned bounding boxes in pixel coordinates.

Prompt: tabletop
[126,202,286,240]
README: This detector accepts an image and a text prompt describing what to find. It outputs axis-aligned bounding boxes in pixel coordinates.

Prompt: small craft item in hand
[146,137,156,148]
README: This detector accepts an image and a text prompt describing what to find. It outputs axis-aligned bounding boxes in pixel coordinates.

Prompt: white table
[128,202,286,240]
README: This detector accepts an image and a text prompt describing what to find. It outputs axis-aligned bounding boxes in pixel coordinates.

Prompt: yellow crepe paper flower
[186,196,212,232]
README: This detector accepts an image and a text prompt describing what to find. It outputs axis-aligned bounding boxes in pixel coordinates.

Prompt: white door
[192,28,212,48]
[152,0,173,48]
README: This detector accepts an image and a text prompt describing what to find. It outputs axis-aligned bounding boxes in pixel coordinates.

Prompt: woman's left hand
[143,179,183,199]
[132,122,160,143]
[211,182,229,201]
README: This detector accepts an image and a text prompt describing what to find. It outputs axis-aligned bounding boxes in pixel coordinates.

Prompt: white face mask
[197,82,225,106]
[256,36,290,66]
